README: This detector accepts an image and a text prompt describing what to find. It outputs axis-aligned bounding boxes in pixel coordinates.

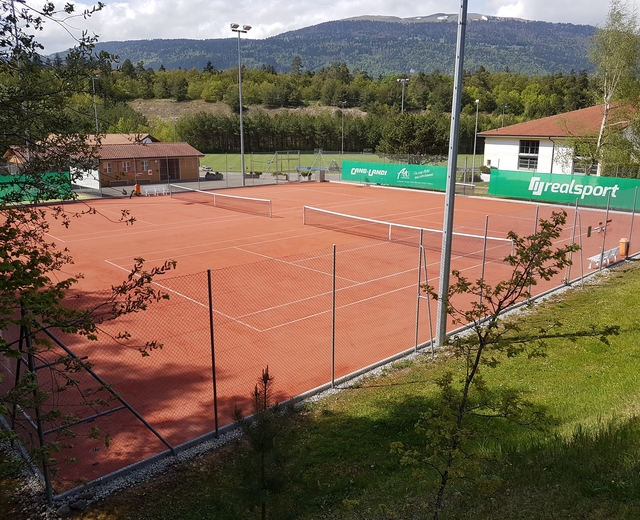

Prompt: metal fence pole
[599,194,612,270]
[24,326,53,506]
[424,246,435,358]
[629,187,638,252]
[331,245,336,388]
[480,215,489,307]
[566,200,579,283]
[414,229,424,352]
[207,269,219,437]
[528,206,539,300]
[578,210,585,288]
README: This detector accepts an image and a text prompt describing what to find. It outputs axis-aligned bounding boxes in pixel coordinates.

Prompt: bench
[588,247,618,269]
[142,185,170,196]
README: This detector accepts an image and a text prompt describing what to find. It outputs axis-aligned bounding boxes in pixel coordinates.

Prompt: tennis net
[302,206,513,261]
[169,185,272,218]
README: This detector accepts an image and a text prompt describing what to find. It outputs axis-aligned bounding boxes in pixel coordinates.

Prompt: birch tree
[589,0,640,173]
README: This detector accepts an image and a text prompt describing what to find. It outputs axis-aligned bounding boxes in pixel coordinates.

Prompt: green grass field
[200,152,485,174]
[29,262,640,520]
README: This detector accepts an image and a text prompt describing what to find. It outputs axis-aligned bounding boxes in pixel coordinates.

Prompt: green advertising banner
[0,171,73,202]
[488,170,640,210]
[341,161,448,191]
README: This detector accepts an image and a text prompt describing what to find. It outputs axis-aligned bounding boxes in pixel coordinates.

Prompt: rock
[69,499,88,511]
[56,504,71,516]
[75,491,94,501]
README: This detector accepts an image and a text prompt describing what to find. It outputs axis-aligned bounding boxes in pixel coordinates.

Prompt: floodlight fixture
[339,101,346,154]
[472,99,480,181]
[397,78,409,113]
[231,23,252,185]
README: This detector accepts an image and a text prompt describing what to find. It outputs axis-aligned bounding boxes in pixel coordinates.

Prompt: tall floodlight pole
[472,99,479,181]
[435,0,469,347]
[397,78,409,114]
[502,103,508,127]
[91,75,100,134]
[231,23,251,186]
[340,101,346,154]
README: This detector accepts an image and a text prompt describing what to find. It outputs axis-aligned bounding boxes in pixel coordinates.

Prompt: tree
[0,1,175,502]
[392,211,606,520]
[589,0,640,171]
[233,367,294,520]
[120,58,136,78]
[291,55,303,75]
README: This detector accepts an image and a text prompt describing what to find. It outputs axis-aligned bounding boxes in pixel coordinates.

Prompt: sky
[28,0,614,54]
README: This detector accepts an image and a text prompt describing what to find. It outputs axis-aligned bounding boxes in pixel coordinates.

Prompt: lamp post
[170,99,177,142]
[397,78,409,114]
[339,101,346,154]
[230,23,251,186]
[91,74,99,134]
[502,103,508,128]
[472,99,479,181]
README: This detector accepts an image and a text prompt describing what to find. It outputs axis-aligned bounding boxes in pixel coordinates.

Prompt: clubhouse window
[518,140,539,171]
[104,162,112,174]
[123,161,132,173]
[573,159,598,175]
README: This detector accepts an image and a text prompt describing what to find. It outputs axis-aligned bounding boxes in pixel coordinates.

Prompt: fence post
[414,229,424,352]
[599,194,612,270]
[578,210,585,288]
[331,245,336,388]
[480,215,489,307]
[207,269,219,437]
[629,186,638,252]
[23,321,53,506]
[528,206,539,301]
[566,200,579,283]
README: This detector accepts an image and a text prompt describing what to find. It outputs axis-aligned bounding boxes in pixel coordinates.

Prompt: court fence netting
[1,200,639,501]
[169,184,272,217]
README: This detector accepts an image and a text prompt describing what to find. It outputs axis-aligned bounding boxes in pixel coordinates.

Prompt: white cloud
[33,0,612,54]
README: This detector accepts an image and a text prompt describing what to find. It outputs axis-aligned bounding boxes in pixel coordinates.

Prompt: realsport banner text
[488,170,639,210]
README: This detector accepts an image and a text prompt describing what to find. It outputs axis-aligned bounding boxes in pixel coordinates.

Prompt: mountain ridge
[85,14,596,77]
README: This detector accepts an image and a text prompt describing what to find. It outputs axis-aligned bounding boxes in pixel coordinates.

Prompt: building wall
[98,156,200,186]
[483,137,576,175]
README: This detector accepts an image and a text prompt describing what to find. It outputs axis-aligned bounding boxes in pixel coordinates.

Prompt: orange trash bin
[620,238,629,257]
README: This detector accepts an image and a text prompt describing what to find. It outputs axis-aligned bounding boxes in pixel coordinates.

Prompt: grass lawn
[4,262,640,519]
[200,153,484,174]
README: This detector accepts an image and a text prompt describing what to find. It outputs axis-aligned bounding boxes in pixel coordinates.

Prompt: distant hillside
[87,14,596,77]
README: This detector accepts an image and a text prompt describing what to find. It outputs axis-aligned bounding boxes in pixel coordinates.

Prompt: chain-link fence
[2,200,639,498]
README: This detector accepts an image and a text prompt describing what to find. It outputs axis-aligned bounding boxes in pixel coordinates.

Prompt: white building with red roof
[478,105,627,176]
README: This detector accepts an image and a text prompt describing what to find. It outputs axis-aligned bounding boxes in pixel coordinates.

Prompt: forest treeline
[47,57,597,155]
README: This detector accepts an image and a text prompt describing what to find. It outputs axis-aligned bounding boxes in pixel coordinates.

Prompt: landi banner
[488,170,640,210]
[341,161,448,191]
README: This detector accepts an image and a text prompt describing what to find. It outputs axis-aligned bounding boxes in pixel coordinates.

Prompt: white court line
[103,260,263,332]
[230,240,429,319]
[235,265,420,321]
[45,232,65,243]
[25,223,66,243]
[103,240,493,334]
[259,284,415,332]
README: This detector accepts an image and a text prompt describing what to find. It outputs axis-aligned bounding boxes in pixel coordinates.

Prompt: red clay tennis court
[3,181,636,493]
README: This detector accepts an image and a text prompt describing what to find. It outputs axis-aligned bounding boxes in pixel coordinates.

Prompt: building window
[104,162,112,174]
[141,160,149,172]
[518,140,539,170]
[123,161,132,173]
[573,159,598,175]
